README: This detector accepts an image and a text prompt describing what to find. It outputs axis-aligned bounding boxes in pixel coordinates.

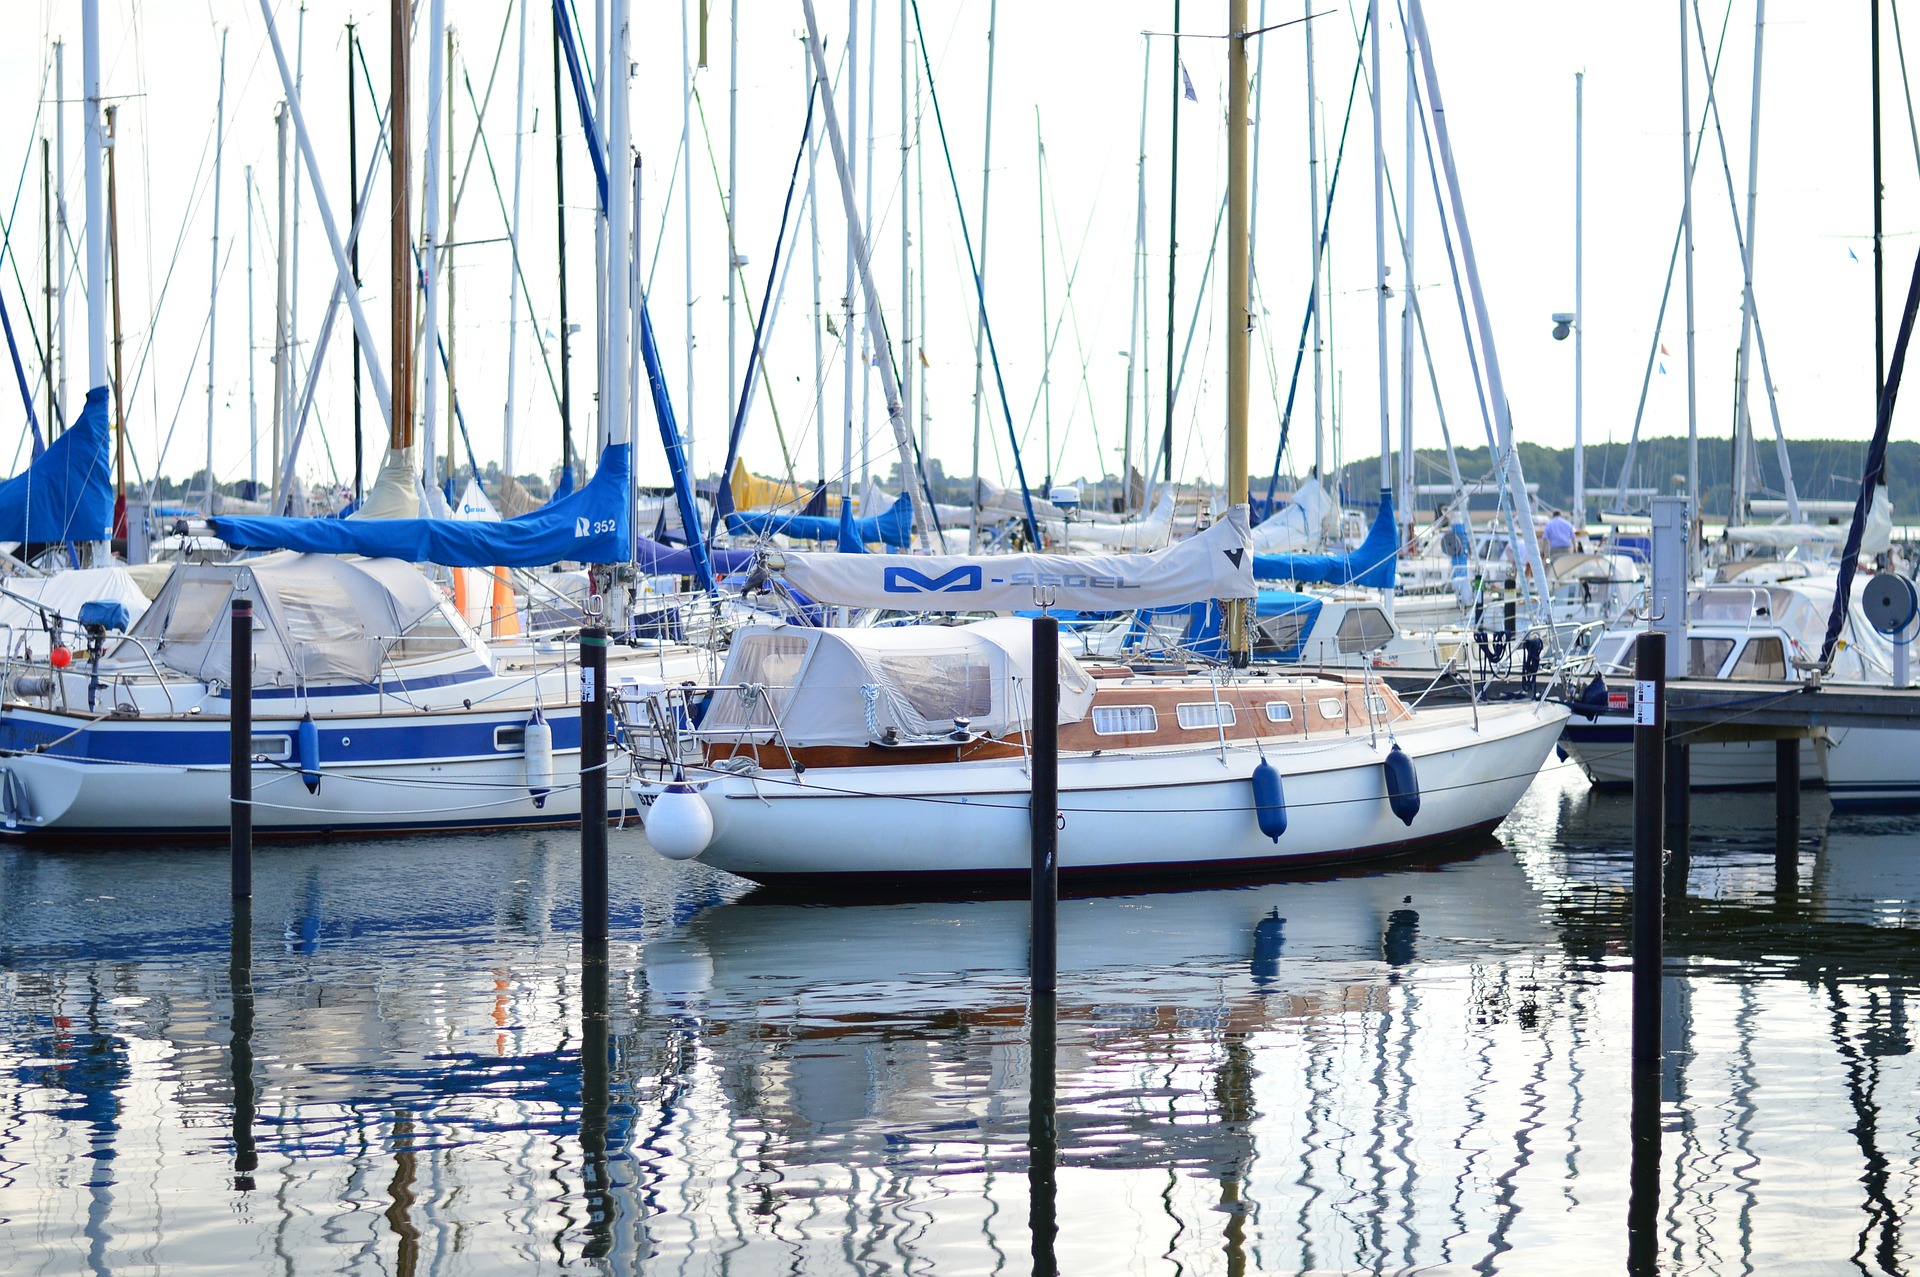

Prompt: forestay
[776,505,1255,612]
[700,617,1096,747]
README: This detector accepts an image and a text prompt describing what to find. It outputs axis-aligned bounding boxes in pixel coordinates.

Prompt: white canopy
[702,617,1096,747]
[778,504,1255,612]
[0,567,153,657]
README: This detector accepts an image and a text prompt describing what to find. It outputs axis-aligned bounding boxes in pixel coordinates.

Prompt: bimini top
[116,553,470,687]
[702,617,1096,747]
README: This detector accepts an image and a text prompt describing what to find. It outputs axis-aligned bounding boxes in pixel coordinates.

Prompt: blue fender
[1384,743,1420,826]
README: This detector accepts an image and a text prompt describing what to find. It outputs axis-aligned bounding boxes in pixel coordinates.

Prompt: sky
[0,1,1911,507]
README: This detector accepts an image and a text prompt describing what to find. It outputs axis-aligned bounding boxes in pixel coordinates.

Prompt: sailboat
[628,3,1567,887]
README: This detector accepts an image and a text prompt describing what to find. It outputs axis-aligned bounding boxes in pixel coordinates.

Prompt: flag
[1659,343,1670,355]
[1850,246,1860,262]
[1659,362,1667,375]
[1180,60,1197,102]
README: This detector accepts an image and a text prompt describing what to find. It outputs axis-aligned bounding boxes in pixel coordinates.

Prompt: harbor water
[4,760,1919,1274]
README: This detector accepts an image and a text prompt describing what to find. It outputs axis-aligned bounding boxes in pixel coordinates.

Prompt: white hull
[1822,725,1920,809]
[638,701,1569,884]
[1560,716,1824,789]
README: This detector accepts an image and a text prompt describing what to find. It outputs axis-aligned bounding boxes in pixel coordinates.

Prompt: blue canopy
[0,385,113,545]
[637,535,755,575]
[212,443,634,568]
[1128,589,1324,662]
[727,490,912,549]
[1253,489,1398,589]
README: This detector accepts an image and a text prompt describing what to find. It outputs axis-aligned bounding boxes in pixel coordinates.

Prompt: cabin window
[1176,702,1237,730]
[873,650,994,732]
[1264,701,1295,723]
[161,579,234,644]
[391,608,472,660]
[494,725,526,752]
[1731,636,1787,680]
[1688,637,1736,678]
[250,735,292,761]
[729,633,812,688]
[1369,694,1392,719]
[1251,611,1311,655]
[1318,698,1346,719]
[1092,705,1158,735]
[1334,607,1396,654]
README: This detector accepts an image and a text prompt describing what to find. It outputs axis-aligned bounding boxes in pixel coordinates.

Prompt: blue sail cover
[1253,489,1398,589]
[0,385,113,544]
[212,443,634,567]
[637,535,755,575]
[727,490,912,548]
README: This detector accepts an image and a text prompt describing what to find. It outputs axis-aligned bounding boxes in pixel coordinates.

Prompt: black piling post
[1028,989,1059,1276]
[229,596,253,900]
[1775,738,1802,870]
[579,937,613,1259]
[580,625,609,944]
[1030,615,1059,994]
[228,898,257,1190]
[1632,631,1665,1069]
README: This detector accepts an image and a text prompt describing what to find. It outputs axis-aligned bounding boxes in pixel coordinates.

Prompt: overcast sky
[1,2,1911,505]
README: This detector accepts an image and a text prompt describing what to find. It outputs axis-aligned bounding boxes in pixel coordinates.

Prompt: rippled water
[4,759,1920,1274]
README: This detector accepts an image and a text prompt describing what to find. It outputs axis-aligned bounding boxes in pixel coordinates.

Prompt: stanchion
[1631,631,1665,1067]
[230,596,253,900]
[1029,615,1059,994]
[580,625,609,943]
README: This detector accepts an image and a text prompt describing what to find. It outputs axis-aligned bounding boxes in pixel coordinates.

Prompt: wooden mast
[389,0,414,449]
[1224,0,1252,665]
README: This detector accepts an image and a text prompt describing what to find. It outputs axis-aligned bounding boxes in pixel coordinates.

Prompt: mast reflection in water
[3,762,1920,1271]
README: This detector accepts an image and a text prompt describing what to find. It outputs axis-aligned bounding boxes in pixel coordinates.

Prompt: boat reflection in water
[5,765,1920,1272]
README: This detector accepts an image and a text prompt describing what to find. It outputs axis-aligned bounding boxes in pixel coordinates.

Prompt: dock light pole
[580,624,609,943]
[229,596,254,899]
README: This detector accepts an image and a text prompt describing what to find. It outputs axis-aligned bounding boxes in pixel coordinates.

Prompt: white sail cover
[778,504,1255,611]
[1251,477,1335,552]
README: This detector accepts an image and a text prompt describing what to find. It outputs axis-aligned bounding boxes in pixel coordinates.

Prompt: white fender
[644,777,714,861]
[524,709,554,808]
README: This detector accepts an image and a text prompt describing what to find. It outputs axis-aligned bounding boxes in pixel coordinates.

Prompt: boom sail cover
[777,504,1256,610]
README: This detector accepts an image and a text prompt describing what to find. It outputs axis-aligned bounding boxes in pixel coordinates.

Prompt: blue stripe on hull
[0,804,642,842]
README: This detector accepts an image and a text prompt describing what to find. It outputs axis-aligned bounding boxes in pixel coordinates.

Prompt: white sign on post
[1633,679,1659,727]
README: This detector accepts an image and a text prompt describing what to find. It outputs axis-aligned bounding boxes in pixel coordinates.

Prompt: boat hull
[1560,716,1824,790]
[637,702,1569,885]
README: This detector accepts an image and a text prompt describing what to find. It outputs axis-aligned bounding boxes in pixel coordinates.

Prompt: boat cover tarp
[1249,476,1335,553]
[777,504,1256,611]
[0,385,113,544]
[729,490,913,548]
[1254,489,1397,589]
[638,535,756,575]
[1130,589,1323,662]
[0,565,152,657]
[701,616,1096,747]
[210,443,633,567]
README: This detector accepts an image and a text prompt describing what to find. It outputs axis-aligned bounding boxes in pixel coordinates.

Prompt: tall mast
[41,140,53,433]
[967,0,996,541]
[1875,0,1887,405]
[107,105,124,527]
[842,0,859,523]
[900,0,913,475]
[1731,8,1765,530]
[1399,12,1416,543]
[1679,0,1699,543]
[551,11,573,481]
[55,41,68,435]
[204,33,228,518]
[592,0,606,462]
[503,0,529,495]
[859,0,877,492]
[422,0,447,499]
[1573,70,1585,523]
[1036,109,1051,487]
[1224,0,1252,665]
[347,22,364,500]
[1304,0,1324,478]
[682,0,695,478]
[247,166,258,491]
[271,105,289,509]
[603,0,631,462]
[805,40,825,488]
[446,25,458,490]
[1160,0,1181,489]
[391,0,415,451]
[287,7,306,468]
[1123,37,1149,513]
[81,0,107,559]
[1369,0,1390,495]
[915,39,929,462]
[724,0,740,484]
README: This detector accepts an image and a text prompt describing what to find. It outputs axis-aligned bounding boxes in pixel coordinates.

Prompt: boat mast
[1679,0,1699,550]
[900,0,913,477]
[1305,0,1324,480]
[246,166,258,492]
[41,140,53,433]
[603,0,631,474]
[1731,6,1764,530]
[805,41,825,489]
[682,0,695,481]
[446,25,459,492]
[1123,36,1148,514]
[1160,0,1181,492]
[107,105,124,528]
[1573,70,1584,523]
[271,104,289,512]
[914,37,928,463]
[551,11,573,483]
[1224,0,1252,666]
[1399,11,1416,546]
[504,0,529,499]
[287,7,306,475]
[1875,0,1887,406]
[204,32,228,520]
[967,0,996,542]
[391,0,415,454]
[80,0,107,559]
[1369,0,1390,498]
[55,41,67,436]
[347,22,364,501]
[724,0,741,486]
[422,0,447,502]
[842,0,859,527]
[859,0,877,494]
[1036,108,1050,488]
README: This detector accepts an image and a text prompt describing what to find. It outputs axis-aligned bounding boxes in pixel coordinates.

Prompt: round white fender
[524,709,554,808]
[645,777,714,861]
